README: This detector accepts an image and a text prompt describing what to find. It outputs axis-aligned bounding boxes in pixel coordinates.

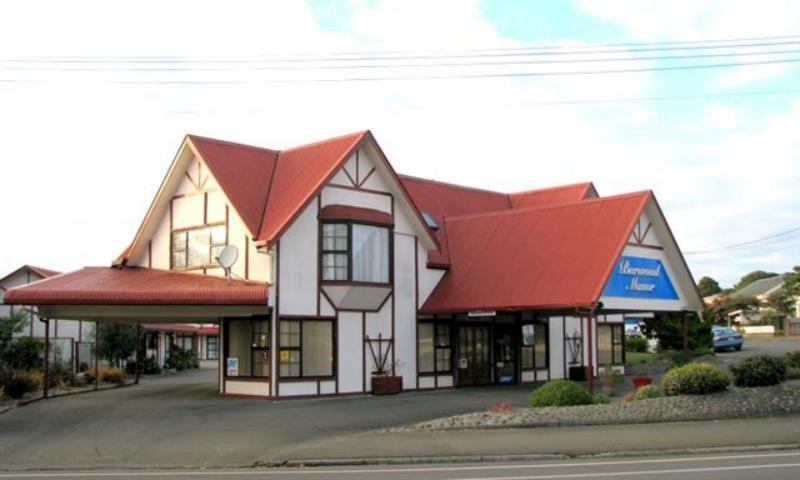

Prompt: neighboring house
[0,265,94,371]
[5,131,702,399]
[728,275,798,325]
[143,323,219,367]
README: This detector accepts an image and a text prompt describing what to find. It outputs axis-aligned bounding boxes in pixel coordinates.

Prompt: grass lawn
[626,351,656,366]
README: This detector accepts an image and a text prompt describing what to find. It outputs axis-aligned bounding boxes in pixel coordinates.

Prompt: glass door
[457,325,492,386]
[494,323,517,384]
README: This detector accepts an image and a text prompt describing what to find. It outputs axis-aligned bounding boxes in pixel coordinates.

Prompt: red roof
[319,205,394,226]
[509,182,597,209]
[0,265,61,285]
[3,267,268,306]
[143,323,219,335]
[421,191,651,313]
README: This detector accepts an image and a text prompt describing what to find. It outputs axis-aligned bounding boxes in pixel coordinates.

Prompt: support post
[43,318,50,399]
[94,321,99,391]
[135,323,142,385]
[586,314,594,395]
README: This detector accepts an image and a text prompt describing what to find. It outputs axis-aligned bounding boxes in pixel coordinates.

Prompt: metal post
[586,314,594,395]
[43,318,50,399]
[135,323,142,385]
[94,321,99,391]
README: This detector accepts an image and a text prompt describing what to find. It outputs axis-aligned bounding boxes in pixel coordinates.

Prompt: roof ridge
[280,130,368,153]
[509,181,595,197]
[398,173,508,197]
[443,190,652,223]
[186,134,280,154]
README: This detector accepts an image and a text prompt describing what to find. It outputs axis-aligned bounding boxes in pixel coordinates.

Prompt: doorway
[457,325,492,386]
[494,323,517,384]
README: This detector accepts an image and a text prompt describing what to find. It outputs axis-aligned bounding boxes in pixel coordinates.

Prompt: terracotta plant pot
[633,376,653,389]
[371,375,403,395]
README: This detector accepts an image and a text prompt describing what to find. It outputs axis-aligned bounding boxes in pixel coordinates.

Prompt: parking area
[708,336,800,368]
[0,367,531,471]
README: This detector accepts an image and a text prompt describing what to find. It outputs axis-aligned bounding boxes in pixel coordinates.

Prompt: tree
[641,312,712,352]
[697,276,722,297]
[97,323,137,368]
[733,270,779,292]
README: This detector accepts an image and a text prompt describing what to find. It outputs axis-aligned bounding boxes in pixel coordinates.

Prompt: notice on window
[226,358,239,376]
[280,350,290,362]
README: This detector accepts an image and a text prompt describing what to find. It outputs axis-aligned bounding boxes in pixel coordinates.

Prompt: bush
[785,351,800,368]
[625,336,648,353]
[661,348,711,367]
[125,356,161,375]
[529,380,592,408]
[592,393,611,405]
[99,368,125,384]
[47,359,75,390]
[2,337,44,370]
[164,350,199,371]
[662,362,729,395]
[633,384,663,400]
[0,366,41,399]
[729,355,786,387]
[786,367,800,381]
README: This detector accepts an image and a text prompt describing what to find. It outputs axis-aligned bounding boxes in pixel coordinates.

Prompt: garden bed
[392,380,800,431]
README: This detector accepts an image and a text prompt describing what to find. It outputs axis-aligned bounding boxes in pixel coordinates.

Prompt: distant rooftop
[731,275,785,298]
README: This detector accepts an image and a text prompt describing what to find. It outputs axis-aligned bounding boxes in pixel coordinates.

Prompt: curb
[274,443,800,468]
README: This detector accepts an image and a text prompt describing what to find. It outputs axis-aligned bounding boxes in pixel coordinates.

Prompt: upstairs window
[321,222,390,284]
[171,224,226,270]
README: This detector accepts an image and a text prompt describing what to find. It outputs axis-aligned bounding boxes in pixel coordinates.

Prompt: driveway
[0,368,531,470]
[708,336,800,369]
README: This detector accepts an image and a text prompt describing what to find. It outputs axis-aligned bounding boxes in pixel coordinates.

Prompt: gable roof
[732,275,785,298]
[398,176,598,268]
[0,265,61,286]
[421,191,651,313]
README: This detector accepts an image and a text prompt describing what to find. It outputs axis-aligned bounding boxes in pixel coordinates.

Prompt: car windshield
[713,328,736,336]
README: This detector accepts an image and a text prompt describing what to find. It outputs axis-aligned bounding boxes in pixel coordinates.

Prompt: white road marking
[1,450,799,478]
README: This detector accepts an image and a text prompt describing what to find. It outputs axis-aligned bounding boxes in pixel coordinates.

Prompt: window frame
[598,323,625,366]
[520,320,549,371]
[278,317,337,381]
[223,317,271,380]
[418,321,453,375]
[206,335,219,360]
[319,220,393,286]
[170,222,227,271]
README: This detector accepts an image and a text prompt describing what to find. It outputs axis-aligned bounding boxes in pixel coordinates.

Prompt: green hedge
[729,355,786,387]
[529,380,592,408]
[625,336,648,353]
[662,362,729,395]
[633,384,663,400]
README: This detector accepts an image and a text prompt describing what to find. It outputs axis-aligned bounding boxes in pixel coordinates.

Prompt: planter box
[633,376,653,389]
[371,375,403,395]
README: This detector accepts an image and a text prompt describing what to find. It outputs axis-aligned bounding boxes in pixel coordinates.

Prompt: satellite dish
[216,245,239,284]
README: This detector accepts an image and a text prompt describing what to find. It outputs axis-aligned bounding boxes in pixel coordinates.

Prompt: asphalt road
[708,336,799,368]
[1,450,800,479]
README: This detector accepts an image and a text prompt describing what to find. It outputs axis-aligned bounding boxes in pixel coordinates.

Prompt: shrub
[529,380,592,408]
[729,355,786,387]
[785,351,800,368]
[99,368,125,384]
[0,366,41,399]
[633,384,663,400]
[125,356,161,375]
[1,337,44,370]
[47,359,75,390]
[625,336,648,353]
[164,350,199,371]
[786,367,800,381]
[83,368,96,383]
[662,362,729,395]
[661,348,711,367]
[592,393,611,405]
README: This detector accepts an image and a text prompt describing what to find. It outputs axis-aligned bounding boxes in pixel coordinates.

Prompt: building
[143,323,219,367]
[727,275,799,329]
[4,131,702,399]
[0,265,95,371]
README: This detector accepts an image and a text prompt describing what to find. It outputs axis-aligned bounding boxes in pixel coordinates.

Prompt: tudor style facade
[4,130,703,399]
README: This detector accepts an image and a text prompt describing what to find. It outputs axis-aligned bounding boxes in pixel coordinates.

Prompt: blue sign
[603,256,679,300]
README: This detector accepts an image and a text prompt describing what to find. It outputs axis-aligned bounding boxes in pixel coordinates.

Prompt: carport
[3,266,269,397]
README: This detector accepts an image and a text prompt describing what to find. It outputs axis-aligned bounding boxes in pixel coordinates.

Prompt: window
[206,335,219,360]
[174,334,194,352]
[171,224,226,270]
[521,322,548,370]
[419,322,452,373]
[598,324,624,366]
[279,319,334,378]
[321,222,390,284]
[225,318,270,378]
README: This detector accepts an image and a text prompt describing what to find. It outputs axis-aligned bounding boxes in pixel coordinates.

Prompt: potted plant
[632,375,653,389]
[371,359,403,395]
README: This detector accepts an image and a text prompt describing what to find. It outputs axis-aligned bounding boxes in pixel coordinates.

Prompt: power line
[685,227,800,255]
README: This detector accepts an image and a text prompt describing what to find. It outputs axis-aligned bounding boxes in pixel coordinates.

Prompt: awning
[3,267,269,322]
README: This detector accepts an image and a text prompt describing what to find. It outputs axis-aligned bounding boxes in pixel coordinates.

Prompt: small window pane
[352,224,389,283]
[172,232,187,251]
[171,251,186,269]
[435,324,450,347]
[418,323,434,373]
[322,253,348,281]
[279,350,300,377]
[302,321,333,377]
[253,349,270,377]
[188,229,211,267]
[598,325,613,366]
[534,325,547,367]
[521,346,534,369]
[280,320,301,347]
[210,225,226,245]
[435,348,451,371]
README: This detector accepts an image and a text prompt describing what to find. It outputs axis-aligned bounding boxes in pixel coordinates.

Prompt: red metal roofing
[319,204,394,226]
[421,191,651,313]
[257,131,367,244]
[188,135,279,236]
[0,265,61,285]
[509,182,597,209]
[3,267,268,306]
[143,323,219,334]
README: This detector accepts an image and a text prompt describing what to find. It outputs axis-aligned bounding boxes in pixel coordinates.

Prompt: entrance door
[494,323,517,384]
[457,325,491,386]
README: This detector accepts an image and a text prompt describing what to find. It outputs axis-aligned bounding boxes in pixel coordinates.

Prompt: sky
[0,0,798,288]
